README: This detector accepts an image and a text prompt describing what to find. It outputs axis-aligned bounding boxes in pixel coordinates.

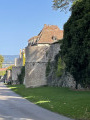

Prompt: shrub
[61,0,90,88]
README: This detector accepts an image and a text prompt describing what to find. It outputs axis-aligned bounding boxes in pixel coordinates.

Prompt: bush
[0,71,6,76]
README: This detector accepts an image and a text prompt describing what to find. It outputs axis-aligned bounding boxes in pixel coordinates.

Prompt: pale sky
[0,0,71,55]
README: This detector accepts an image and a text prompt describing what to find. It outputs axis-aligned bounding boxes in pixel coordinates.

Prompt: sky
[0,0,71,55]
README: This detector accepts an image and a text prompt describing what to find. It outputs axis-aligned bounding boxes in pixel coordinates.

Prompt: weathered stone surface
[47,61,76,89]
[25,62,47,88]
[15,49,25,67]
[6,70,12,80]
[61,72,76,88]
[12,49,25,84]
[77,84,83,89]
[15,58,23,67]
[12,66,22,84]
[25,43,60,88]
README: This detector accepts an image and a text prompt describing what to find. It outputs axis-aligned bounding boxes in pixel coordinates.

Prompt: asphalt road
[0,82,74,120]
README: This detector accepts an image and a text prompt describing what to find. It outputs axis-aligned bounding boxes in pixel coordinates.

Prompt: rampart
[12,66,22,84]
[12,49,25,84]
[25,43,60,88]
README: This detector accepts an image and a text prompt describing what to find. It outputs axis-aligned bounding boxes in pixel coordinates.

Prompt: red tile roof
[28,24,63,44]
[0,68,7,71]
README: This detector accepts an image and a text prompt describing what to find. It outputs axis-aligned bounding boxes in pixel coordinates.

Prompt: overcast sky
[0,0,71,55]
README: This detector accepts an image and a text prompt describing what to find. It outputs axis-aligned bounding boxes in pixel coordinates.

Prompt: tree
[0,55,4,68]
[60,0,90,88]
[53,0,75,11]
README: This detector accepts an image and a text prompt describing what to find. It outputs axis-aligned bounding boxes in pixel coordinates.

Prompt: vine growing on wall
[46,59,51,77]
[18,66,25,84]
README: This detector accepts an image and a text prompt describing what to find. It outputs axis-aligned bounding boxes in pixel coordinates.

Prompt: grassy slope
[8,85,90,120]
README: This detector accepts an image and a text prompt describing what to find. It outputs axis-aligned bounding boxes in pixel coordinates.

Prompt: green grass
[8,85,90,120]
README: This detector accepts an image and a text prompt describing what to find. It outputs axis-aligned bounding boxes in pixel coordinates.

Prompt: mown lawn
[8,85,90,120]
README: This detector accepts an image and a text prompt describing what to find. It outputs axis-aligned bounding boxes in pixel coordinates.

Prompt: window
[52,36,57,41]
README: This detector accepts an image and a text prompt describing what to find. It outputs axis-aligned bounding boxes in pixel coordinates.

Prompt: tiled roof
[28,24,63,44]
[28,36,39,43]
[0,68,7,71]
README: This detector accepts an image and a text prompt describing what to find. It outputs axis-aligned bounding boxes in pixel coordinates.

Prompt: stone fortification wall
[25,44,50,63]
[25,62,47,87]
[15,58,23,67]
[25,43,60,88]
[12,49,25,84]
[15,49,25,67]
[46,43,60,62]
[47,65,76,88]
[12,66,22,84]
[6,70,12,80]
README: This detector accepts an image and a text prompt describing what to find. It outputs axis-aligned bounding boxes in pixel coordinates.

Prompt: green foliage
[0,55,4,68]
[18,66,25,84]
[8,85,90,120]
[7,65,14,70]
[53,0,76,11]
[0,71,6,76]
[46,52,65,78]
[61,0,90,88]
[56,57,65,77]
[46,59,51,77]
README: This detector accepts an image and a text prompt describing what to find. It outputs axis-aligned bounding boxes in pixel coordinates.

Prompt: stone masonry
[25,24,63,87]
[12,49,25,84]
[25,43,60,87]
[12,66,22,84]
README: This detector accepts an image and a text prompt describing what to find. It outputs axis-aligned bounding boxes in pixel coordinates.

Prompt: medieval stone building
[25,24,63,87]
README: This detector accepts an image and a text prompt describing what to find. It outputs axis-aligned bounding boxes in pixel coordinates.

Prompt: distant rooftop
[28,24,63,45]
[0,68,7,71]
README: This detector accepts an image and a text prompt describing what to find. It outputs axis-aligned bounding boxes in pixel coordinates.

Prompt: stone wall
[15,58,23,67]
[47,64,76,88]
[12,49,25,84]
[46,43,61,62]
[6,70,12,80]
[25,43,60,88]
[25,62,47,87]
[12,66,22,84]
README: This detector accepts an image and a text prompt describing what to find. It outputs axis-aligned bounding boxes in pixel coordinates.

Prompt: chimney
[20,49,22,58]
[44,24,47,28]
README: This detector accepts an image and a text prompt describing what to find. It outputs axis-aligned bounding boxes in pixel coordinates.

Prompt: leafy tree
[0,55,4,68]
[53,0,75,11]
[60,0,90,88]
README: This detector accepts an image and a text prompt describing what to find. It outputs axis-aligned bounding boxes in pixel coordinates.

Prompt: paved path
[0,82,74,120]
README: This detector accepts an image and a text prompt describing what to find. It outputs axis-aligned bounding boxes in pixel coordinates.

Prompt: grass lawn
[8,85,90,120]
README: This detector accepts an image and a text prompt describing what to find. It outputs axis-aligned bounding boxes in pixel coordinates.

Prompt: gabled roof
[28,24,63,44]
